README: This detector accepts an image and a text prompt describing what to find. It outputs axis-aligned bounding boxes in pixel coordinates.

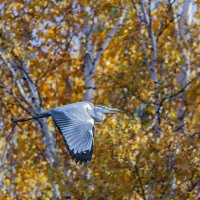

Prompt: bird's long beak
[105,108,123,114]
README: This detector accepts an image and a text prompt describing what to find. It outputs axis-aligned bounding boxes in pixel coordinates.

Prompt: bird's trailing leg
[12,114,50,123]
[12,111,51,123]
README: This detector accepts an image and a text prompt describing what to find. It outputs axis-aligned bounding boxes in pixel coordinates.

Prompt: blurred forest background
[0,0,199,199]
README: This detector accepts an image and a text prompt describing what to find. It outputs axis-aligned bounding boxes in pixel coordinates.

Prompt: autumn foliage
[0,0,199,199]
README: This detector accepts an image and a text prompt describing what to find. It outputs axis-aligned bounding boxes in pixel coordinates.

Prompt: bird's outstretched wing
[51,109,94,164]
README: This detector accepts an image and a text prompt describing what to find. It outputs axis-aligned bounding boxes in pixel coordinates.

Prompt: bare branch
[159,77,196,108]
[93,8,127,68]
[130,162,147,200]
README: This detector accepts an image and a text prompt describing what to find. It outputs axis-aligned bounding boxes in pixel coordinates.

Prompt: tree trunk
[82,9,127,102]
[176,0,193,134]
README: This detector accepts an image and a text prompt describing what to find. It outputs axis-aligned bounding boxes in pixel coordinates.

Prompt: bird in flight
[14,101,122,164]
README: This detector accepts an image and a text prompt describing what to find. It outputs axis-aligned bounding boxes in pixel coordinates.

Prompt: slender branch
[134,164,147,200]
[141,38,151,67]
[86,9,96,39]
[157,18,174,40]
[159,77,196,108]
[93,8,127,68]
[147,78,196,131]
[8,122,18,198]
[11,53,44,108]
[36,64,59,83]
[0,79,33,116]
[140,0,158,86]
[138,0,160,137]
[3,60,35,111]
[16,80,31,104]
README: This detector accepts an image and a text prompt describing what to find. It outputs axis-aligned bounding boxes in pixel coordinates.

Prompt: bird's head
[95,105,122,114]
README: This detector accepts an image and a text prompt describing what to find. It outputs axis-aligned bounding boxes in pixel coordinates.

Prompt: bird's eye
[86,107,90,114]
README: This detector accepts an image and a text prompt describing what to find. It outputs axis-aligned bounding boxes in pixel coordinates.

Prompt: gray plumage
[14,101,122,164]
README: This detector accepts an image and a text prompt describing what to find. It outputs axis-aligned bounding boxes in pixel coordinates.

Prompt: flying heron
[14,101,122,164]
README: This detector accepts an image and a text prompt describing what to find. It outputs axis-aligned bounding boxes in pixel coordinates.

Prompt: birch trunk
[17,61,57,164]
[176,0,193,133]
[132,2,159,199]
[138,0,161,138]
[168,1,193,197]
[0,50,60,196]
[82,9,127,102]
[16,64,61,198]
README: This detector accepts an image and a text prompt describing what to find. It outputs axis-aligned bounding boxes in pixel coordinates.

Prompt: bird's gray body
[40,102,96,163]
[17,101,121,164]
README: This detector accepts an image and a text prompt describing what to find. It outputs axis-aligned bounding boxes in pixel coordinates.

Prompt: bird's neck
[91,108,105,122]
